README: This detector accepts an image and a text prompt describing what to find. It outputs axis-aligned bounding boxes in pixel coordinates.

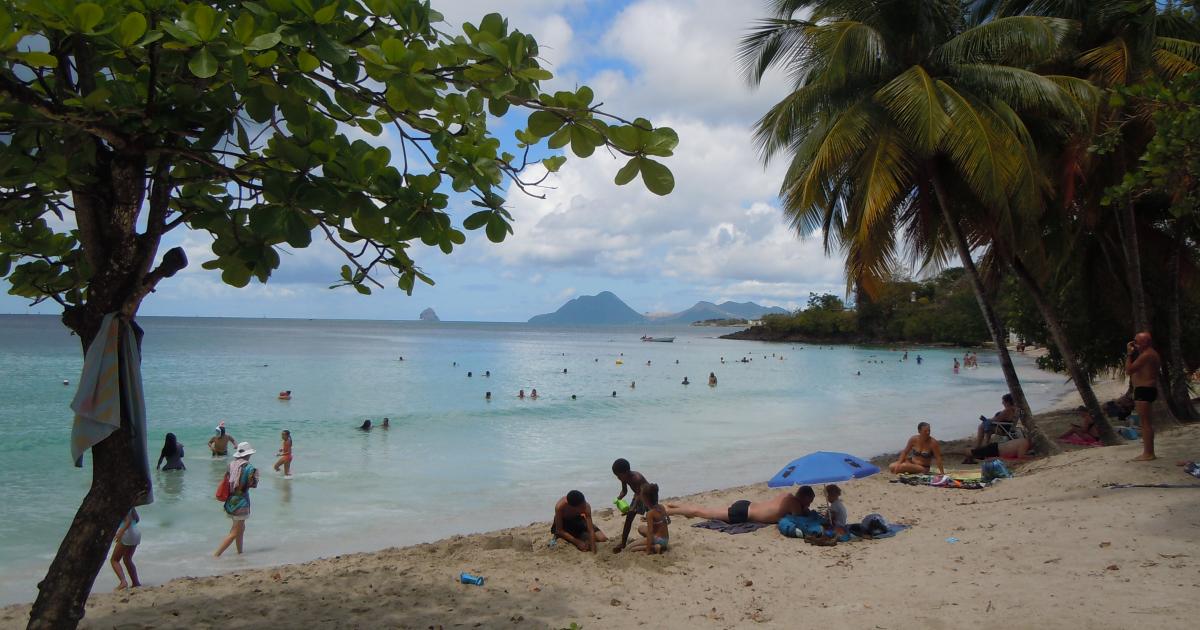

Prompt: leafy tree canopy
[0,0,678,316]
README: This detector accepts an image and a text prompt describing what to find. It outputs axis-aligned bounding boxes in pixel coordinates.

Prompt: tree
[738,0,1085,454]
[0,1,677,627]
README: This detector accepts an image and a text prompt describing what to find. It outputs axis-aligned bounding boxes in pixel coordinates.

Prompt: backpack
[215,471,231,501]
[981,459,1012,481]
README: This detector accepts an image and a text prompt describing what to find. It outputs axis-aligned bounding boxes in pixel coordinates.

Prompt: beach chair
[991,413,1024,443]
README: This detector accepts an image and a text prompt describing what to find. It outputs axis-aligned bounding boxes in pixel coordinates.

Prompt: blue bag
[981,459,1011,480]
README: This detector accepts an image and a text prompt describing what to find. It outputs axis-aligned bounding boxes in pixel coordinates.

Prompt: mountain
[652,300,789,324]
[528,291,647,325]
[419,307,440,322]
[716,301,789,319]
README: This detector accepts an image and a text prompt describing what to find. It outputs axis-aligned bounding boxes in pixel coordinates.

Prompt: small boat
[640,336,675,343]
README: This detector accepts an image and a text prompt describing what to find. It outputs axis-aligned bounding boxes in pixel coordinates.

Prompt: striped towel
[70,314,122,465]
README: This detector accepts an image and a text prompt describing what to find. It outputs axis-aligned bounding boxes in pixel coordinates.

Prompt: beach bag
[223,465,255,516]
[981,459,1011,481]
[778,513,825,538]
[214,471,230,501]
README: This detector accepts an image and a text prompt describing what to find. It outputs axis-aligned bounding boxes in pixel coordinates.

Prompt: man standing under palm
[1127,332,1161,461]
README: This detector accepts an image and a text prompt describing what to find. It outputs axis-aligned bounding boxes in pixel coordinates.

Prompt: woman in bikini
[889,421,944,475]
[273,430,293,476]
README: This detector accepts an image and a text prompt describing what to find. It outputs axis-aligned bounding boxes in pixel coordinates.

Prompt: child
[626,483,669,554]
[273,430,293,476]
[110,508,141,590]
[610,458,649,553]
[551,490,606,552]
[824,484,848,539]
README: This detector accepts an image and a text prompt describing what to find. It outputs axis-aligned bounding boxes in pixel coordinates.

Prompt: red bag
[215,471,231,501]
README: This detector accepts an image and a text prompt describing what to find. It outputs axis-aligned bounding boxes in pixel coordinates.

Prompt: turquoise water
[0,315,1069,604]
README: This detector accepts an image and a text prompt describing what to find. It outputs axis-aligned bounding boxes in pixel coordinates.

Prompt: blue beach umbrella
[767,451,880,487]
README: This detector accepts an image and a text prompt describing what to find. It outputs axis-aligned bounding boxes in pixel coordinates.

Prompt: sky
[1,0,849,322]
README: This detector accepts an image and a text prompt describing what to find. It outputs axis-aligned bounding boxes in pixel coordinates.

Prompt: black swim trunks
[552,515,602,540]
[727,500,751,524]
[1133,386,1158,403]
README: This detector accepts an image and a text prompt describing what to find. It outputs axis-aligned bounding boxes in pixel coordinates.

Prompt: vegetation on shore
[742,0,1200,453]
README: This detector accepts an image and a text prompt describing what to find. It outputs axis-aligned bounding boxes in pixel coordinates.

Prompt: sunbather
[969,437,1031,461]
[889,422,944,475]
[666,486,815,524]
[1060,406,1100,442]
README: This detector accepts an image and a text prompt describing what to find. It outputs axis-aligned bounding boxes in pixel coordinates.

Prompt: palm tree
[739,0,1093,454]
[986,0,1200,421]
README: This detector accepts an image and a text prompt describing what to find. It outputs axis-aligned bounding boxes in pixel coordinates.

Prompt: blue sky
[1,0,848,322]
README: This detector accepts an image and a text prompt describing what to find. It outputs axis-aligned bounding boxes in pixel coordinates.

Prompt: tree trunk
[928,170,1060,455]
[27,321,147,630]
[1117,199,1149,332]
[1008,257,1121,444]
[1165,224,1198,421]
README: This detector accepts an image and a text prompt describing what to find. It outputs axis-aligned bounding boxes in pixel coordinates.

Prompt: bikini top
[911,448,933,459]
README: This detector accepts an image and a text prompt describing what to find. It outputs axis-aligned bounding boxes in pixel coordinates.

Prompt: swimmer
[278,390,292,400]
[358,419,372,431]
[63,379,69,386]
[467,371,472,377]
[485,370,490,377]
[398,356,404,361]
[273,430,293,476]
[381,417,389,429]
[208,422,236,457]
[630,381,636,389]
[485,391,492,401]
[518,389,525,399]
[681,377,690,385]
[708,372,717,386]
[563,368,568,374]
[531,389,539,400]
[571,394,577,400]
[612,391,617,397]
[646,361,651,366]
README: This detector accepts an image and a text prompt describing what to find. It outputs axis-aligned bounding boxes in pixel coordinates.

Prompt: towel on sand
[692,520,771,534]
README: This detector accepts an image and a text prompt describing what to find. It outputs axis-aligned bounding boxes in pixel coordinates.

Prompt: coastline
[5,419,1197,629]
[6,377,1197,629]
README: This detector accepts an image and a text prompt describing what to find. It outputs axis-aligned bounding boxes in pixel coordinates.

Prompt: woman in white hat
[214,442,259,556]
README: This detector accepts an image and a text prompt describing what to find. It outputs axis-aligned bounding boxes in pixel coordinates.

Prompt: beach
[4,404,1198,629]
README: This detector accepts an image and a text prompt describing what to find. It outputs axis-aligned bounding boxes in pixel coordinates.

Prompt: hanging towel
[70,314,121,465]
[70,314,154,506]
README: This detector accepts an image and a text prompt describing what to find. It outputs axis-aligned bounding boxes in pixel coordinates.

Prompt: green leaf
[297,50,319,72]
[191,4,220,41]
[547,126,571,150]
[119,13,147,47]
[639,158,674,195]
[233,13,255,43]
[71,3,104,33]
[570,125,598,158]
[485,215,510,243]
[614,157,641,186]
[16,52,58,68]
[527,110,562,137]
[542,155,566,172]
[189,47,218,78]
[313,4,336,24]
[463,210,491,230]
[358,118,382,136]
[246,31,281,51]
[354,283,371,295]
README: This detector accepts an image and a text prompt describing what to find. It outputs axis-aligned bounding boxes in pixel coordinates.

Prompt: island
[419,307,440,322]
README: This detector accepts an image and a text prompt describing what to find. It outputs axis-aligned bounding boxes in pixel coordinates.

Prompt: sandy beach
[4,391,1199,630]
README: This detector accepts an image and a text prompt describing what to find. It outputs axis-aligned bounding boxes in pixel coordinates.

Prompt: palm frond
[1078,37,1131,86]
[1154,38,1200,80]
[809,21,891,87]
[850,127,917,243]
[936,16,1078,67]
[947,64,1084,127]
[1044,75,1101,123]
[874,64,950,154]
[935,81,1022,213]
[752,82,841,163]
[738,18,819,87]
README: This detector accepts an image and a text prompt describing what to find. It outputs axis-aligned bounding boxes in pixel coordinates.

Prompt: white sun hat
[233,442,256,458]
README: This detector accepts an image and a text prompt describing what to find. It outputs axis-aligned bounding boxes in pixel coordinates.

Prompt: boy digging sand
[611,458,649,554]
[552,490,606,552]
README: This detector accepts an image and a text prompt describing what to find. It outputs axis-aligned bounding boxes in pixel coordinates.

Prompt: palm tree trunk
[928,170,1059,455]
[1008,257,1121,444]
[1118,198,1149,332]
[1165,223,1198,421]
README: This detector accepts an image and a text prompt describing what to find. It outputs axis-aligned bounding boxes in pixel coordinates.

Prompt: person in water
[518,389,526,399]
[273,430,293,476]
[381,417,390,429]
[208,423,236,457]
[624,483,669,554]
[953,358,960,373]
[889,422,944,474]
[552,490,606,552]
[278,390,292,400]
[611,458,649,553]
[110,508,141,589]
[667,486,815,524]
[681,377,690,385]
[531,389,539,400]
[156,433,185,470]
[215,442,259,556]
[612,391,617,397]
[708,372,717,386]
[630,381,636,389]
[358,419,372,431]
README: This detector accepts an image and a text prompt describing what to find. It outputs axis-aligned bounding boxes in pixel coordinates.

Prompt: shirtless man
[552,491,606,552]
[666,486,815,524]
[610,458,649,553]
[1126,332,1161,461]
[208,423,236,457]
[973,394,1017,450]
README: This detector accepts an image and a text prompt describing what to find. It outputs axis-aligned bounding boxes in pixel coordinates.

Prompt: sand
[4,404,1200,629]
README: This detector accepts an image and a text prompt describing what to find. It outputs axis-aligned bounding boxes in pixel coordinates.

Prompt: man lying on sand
[666,486,815,524]
[552,490,607,552]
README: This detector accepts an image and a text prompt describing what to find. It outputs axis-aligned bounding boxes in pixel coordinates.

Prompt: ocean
[0,315,1070,605]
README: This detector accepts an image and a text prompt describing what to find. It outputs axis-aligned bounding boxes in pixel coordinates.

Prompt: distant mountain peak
[419,307,440,322]
[529,293,787,326]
